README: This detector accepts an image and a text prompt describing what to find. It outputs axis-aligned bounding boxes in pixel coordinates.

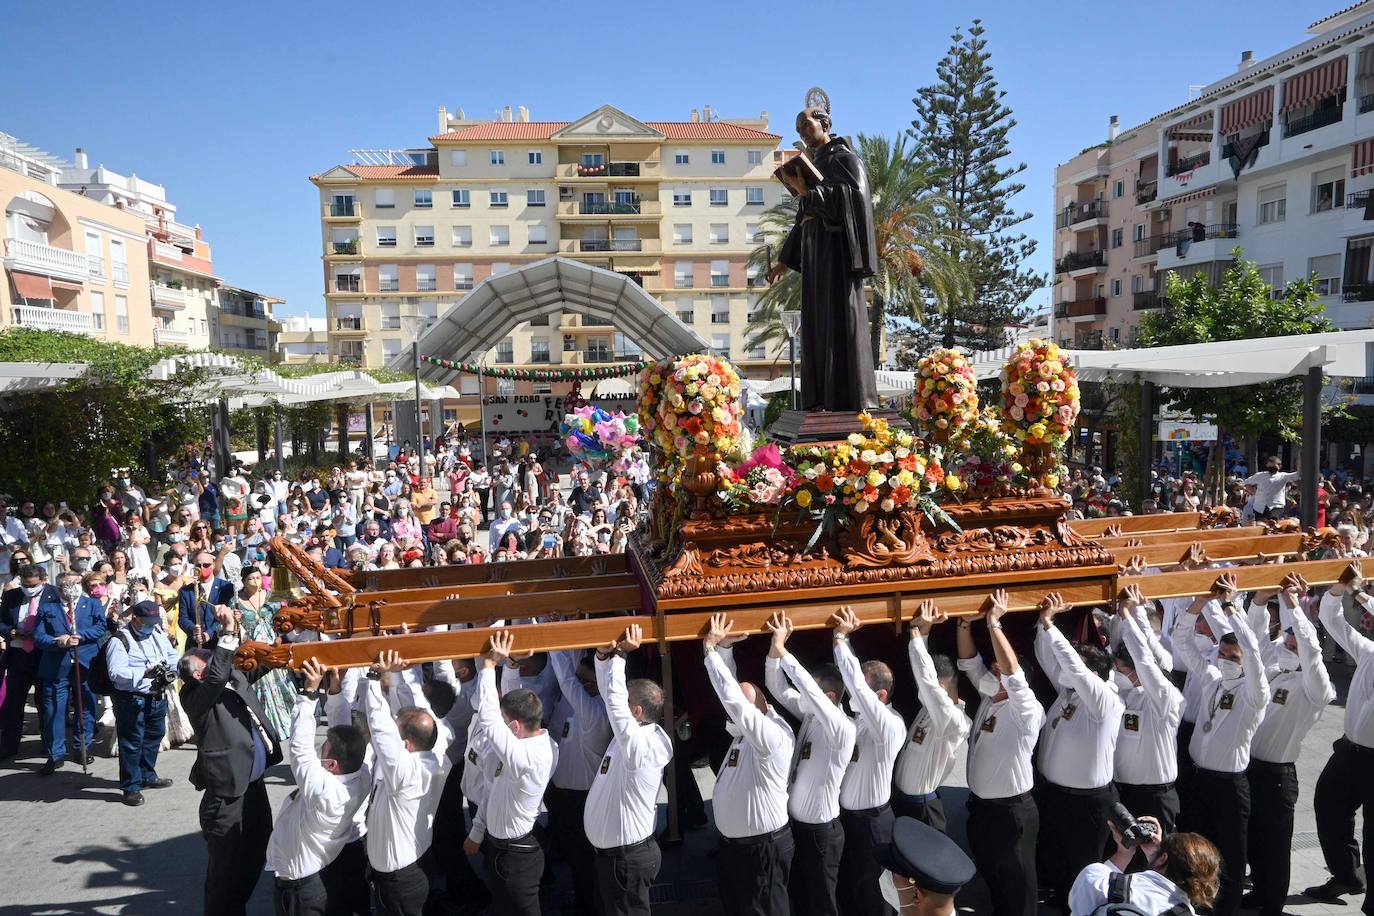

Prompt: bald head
[739,681,769,714]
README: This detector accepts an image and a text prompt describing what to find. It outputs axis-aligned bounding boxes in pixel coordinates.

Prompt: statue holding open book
[766,98,879,413]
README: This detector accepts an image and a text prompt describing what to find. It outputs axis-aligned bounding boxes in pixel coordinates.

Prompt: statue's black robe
[778,135,879,412]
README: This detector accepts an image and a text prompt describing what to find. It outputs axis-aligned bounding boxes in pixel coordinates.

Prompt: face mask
[119,479,130,487]
[879,870,905,911]
[500,509,512,520]
[398,508,409,516]
[61,585,82,602]
[1275,645,1301,670]
[71,558,90,572]
[90,585,107,599]
[198,565,214,581]
[168,533,186,543]
[1218,657,1244,679]
[23,584,43,598]
[1112,669,1136,693]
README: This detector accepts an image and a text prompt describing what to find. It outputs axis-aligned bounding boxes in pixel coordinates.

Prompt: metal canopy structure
[405,257,708,380]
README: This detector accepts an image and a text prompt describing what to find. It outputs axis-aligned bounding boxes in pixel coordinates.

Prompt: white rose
[861,449,878,463]
[855,499,870,513]
[847,433,864,447]
[880,498,895,513]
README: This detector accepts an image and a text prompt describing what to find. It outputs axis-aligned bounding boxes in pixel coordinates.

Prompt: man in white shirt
[472,630,557,916]
[266,659,370,916]
[702,612,795,916]
[1173,572,1268,916]
[829,605,907,916]
[1068,815,1211,916]
[1112,584,1185,833]
[956,589,1045,916]
[1308,561,1374,905]
[1243,457,1300,520]
[892,600,969,834]
[762,611,854,916]
[1242,573,1334,916]
[586,624,673,916]
[1033,591,1126,911]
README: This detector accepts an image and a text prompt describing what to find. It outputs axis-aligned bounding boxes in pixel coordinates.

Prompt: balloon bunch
[560,405,641,465]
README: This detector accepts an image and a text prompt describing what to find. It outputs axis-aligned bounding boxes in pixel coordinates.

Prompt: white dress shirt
[584,654,673,849]
[1249,595,1334,764]
[833,638,905,811]
[1322,592,1374,748]
[503,657,562,728]
[266,694,371,880]
[1114,611,1183,786]
[1069,862,1196,916]
[105,625,179,694]
[960,656,1045,798]
[1035,624,1124,789]
[548,650,613,791]
[473,666,557,841]
[1243,469,1300,512]
[1170,599,1230,722]
[894,635,970,797]
[764,652,855,824]
[1178,601,1269,773]
[705,647,793,838]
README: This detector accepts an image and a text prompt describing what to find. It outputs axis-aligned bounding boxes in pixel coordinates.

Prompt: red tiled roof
[648,122,778,140]
[336,165,440,179]
[428,121,779,142]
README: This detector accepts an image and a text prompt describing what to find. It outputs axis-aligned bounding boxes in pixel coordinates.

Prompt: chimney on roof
[1239,50,1255,70]
[194,225,203,241]
[457,107,465,120]
[518,105,529,122]
[1108,115,1120,142]
[703,104,714,121]
[74,148,88,169]
[503,105,513,122]
[690,108,700,122]
[438,106,448,134]
[760,110,768,128]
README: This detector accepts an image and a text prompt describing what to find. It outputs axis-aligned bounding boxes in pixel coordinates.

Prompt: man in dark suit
[0,562,51,761]
[180,604,283,916]
[34,571,107,773]
[178,551,235,648]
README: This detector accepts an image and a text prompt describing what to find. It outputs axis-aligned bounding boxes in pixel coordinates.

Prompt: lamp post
[782,309,802,411]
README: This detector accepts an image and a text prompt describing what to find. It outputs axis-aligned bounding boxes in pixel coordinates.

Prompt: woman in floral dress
[230,565,296,739]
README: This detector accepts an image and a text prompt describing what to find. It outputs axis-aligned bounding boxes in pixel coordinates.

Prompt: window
[673,224,693,245]
[382,339,401,361]
[1110,228,1124,249]
[1258,183,1287,224]
[415,264,436,291]
[414,226,435,247]
[491,262,511,275]
[495,338,514,363]
[1110,278,1122,296]
[709,188,728,207]
[496,378,516,396]
[674,262,693,288]
[90,290,105,331]
[490,225,510,246]
[490,190,508,208]
[528,225,547,244]
[711,296,730,323]
[377,226,397,247]
[747,264,763,287]
[1258,264,1284,291]
[745,223,761,244]
[673,188,692,207]
[528,150,543,165]
[710,259,729,287]
[115,295,129,335]
[710,223,729,244]
[745,187,764,205]
[451,189,470,208]
[674,151,690,165]
[711,333,730,357]
[490,150,505,166]
[1131,274,1143,293]
[1113,179,1125,198]
[454,264,474,290]
[378,265,399,292]
[1312,166,1346,213]
[711,150,726,165]
[526,189,546,207]
[1133,223,1146,242]
[452,225,472,247]
[748,149,764,166]
[450,150,468,167]
[530,338,550,363]
[375,189,395,209]
[85,231,103,277]
[581,152,605,168]
[414,189,433,209]
[748,343,766,359]
[109,239,127,284]
[334,270,361,292]
[675,298,694,323]
[1310,254,1342,295]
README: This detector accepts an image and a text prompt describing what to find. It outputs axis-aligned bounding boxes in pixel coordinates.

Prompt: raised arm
[1038,607,1116,719]
[1117,587,1178,716]
[289,661,339,797]
[830,609,900,742]
[761,611,803,720]
[1281,575,1336,707]
[1323,563,1374,663]
[909,625,962,733]
[1170,602,1209,679]
[1225,600,1270,708]
[1130,603,1173,671]
[475,631,524,764]
[550,649,602,723]
[364,651,421,789]
[703,614,785,758]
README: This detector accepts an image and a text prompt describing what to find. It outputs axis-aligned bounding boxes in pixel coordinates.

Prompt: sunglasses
[195,562,215,568]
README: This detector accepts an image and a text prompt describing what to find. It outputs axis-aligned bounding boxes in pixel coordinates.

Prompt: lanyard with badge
[1202,680,1236,734]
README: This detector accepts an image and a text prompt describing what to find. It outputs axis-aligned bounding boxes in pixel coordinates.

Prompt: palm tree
[744,133,972,369]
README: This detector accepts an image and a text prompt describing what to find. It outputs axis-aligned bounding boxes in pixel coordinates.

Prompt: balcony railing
[529,352,551,364]
[155,326,189,344]
[1361,93,1374,114]
[1348,190,1373,211]
[335,317,363,331]
[1162,223,1239,249]
[337,354,364,367]
[1343,282,1374,303]
[1133,234,1170,258]
[1221,130,1271,161]
[1055,199,1108,229]
[608,162,641,177]
[580,200,641,215]
[152,284,186,307]
[4,238,88,282]
[1133,291,1162,311]
[577,163,608,177]
[1135,179,1158,205]
[1167,151,1210,176]
[1351,376,1374,395]
[1285,103,1344,138]
[710,275,730,288]
[1053,297,1106,319]
[331,240,359,255]
[11,305,98,335]
[1054,250,1106,273]
[326,201,357,217]
[580,239,642,252]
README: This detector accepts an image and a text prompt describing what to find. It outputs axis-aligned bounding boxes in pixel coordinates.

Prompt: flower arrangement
[559,405,640,468]
[999,339,1080,489]
[637,354,743,471]
[914,348,979,440]
[720,443,798,508]
[949,407,1020,496]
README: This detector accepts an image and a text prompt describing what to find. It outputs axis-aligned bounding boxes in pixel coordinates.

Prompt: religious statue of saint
[767,102,879,413]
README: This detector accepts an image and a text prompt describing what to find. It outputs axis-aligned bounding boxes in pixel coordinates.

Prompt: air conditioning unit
[1155,209,1171,221]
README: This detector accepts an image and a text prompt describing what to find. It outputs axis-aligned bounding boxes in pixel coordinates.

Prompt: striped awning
[1353,139,1374,177]
[1359,45,1374,80]
[1220,86,1274,136]
[1166,112,1213,141]
[1281,56,1349,113]
[1160,186,1217,208]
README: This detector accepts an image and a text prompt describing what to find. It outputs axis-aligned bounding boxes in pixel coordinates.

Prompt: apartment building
[1,132,156,344]
[311,104,784,396]
[277,314,329,365]
[216,285,281,359]
[1052,1,1374,349]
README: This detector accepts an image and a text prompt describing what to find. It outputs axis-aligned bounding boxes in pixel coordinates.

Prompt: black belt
[720,824,790,845]
[1193,767,1246,781]
[1116,780,1175,792]
[597,836,656,856]
[275,873,318,888]
[369,861,421,880]
[790,817,841,831]
[842,801,891,817]
[485,831,538,851]
[971,790,1033,805]
[1339,736,1374,755]
[1249,758,1296,770]
[1045,782,1115,797]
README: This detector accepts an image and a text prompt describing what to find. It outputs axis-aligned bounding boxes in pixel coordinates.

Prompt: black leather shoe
[121,791,145,807]
[71,750,91,766]
[1305,879,1366,902]
[142,777,173,789]
[37,758,63,776]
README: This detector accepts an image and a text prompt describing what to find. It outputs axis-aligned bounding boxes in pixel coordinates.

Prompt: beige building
[276,314,329,365]
[311,104,785,401]
[216,285,281,359]
[1,133,156,344]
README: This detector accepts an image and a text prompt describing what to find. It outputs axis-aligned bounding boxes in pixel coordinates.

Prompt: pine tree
[909,19,1042,351]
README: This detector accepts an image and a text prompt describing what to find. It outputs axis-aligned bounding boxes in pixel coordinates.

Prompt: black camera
[1108,802,1159,849]
[147,662,177,693]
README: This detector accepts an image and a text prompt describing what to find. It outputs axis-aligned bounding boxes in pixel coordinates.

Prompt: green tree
[1136,248,1336,503]
[909,18,1041,350]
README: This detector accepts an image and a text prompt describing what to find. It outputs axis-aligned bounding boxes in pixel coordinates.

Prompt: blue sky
[3,0,1343,318]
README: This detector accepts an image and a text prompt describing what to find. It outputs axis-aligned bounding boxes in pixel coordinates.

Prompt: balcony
[334,316,366,334]
[1167,151,1210,177]
[1054,296,1106,321]
[333,275,362,293]
[558,161,661,180]
[330,239,359,255]
[1133,291,1163,311]
[1361,94,1374,115]
[1054,250,1106,275]
[560,238,661,255]
[577,163,609,177]
[152,283,187,309]
[3,238,88,283]
[608,162,641,177]
[1220,130,1270,161]
[1135,180,1158,205]
[324,201,359,219]
[1133,234,1170,259]
[1342,283,1374,303]
[1156,224,1239,270]
[1348,191,1373,210]
[337,354,365,367]
[558,199,661,219]
[1284,104,1343,138]
[581,199,640,215]
[154,326,189,344]
[1055,199,1108,229]
[10,305,98,335]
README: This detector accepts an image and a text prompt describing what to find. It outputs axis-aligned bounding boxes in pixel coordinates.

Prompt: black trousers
[1247,759,1299,916]
[788,818,844,916]
[546,785,595,914]
[1174,719,1197,831]
[838,804,894,916]
[1191,767,1250,916]
[200,778,273,916]
[274,873,328,916]
[717,825,795,916]
[482,833,544,916]
[1314,737,1374,893]
[431,763,490,911]
[1113,781,1180,835]
[594,837,662,916]
[891,790,946,834]
[967,792,1039,916]
[1037,781,1118,910]
[368,860,428,916]
[0,653,37,757]
[320,837,370,916]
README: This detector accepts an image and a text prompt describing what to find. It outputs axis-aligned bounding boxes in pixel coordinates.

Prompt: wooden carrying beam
[350,573,639,608]
[1070,512,1201,537]
[1123,556,1374,602]
[1102,533,1303,568]
[1093,525,1267,549]
[345,554,628,591]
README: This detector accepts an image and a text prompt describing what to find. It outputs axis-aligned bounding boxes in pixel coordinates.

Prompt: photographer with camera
[105,599,180,806]
[1068,806,1221,915]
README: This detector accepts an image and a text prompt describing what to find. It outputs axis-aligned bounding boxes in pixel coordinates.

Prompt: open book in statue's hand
[774,152,824,194]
